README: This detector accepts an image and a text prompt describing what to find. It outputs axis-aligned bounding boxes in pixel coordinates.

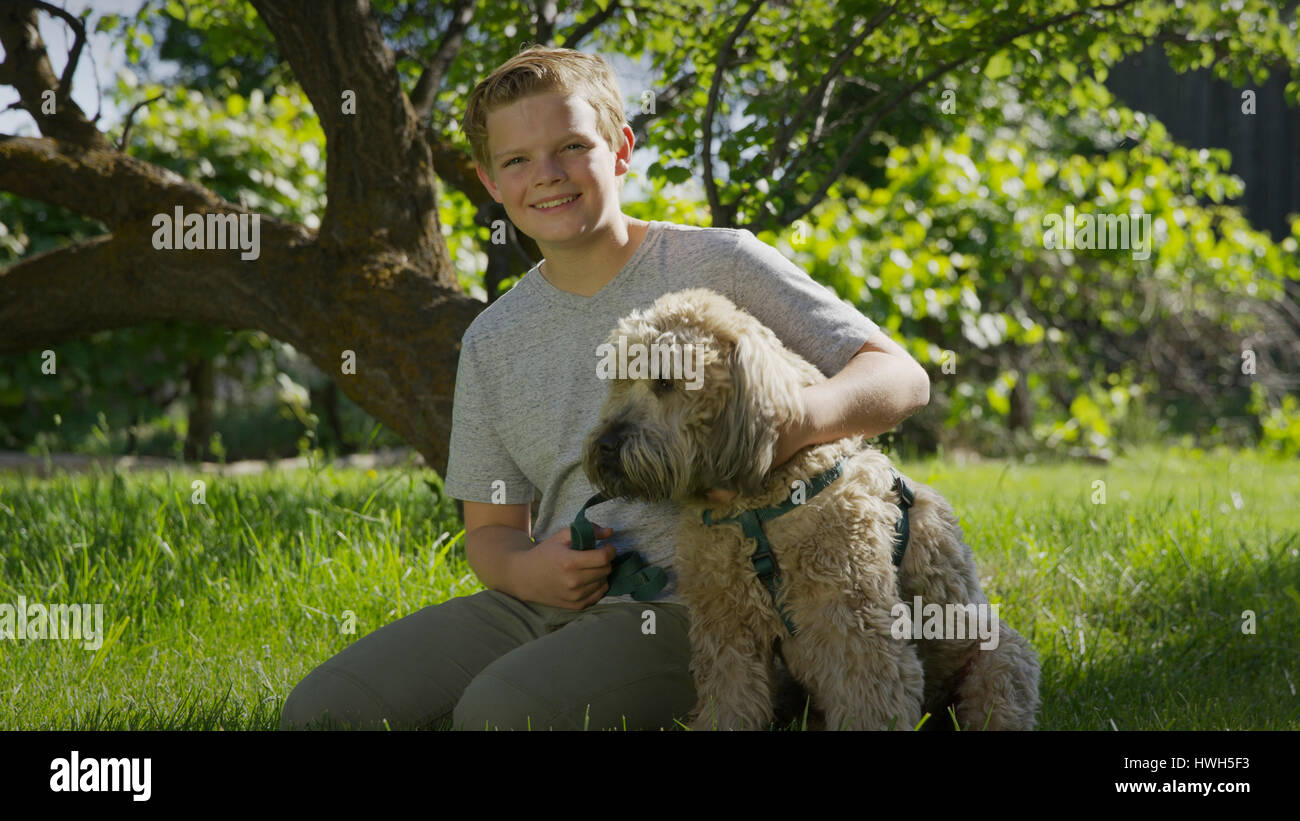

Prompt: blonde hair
[463,45,629,179]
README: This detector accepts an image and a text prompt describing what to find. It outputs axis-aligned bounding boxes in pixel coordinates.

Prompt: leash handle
[568,493,669,601]
[569,493,608,551]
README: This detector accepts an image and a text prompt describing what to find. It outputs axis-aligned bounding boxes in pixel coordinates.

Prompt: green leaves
[9,0,1299,462]
[985,52,1013,81]
[663,165,693,185]
[742,63,1298,457]
[94,13,120,34]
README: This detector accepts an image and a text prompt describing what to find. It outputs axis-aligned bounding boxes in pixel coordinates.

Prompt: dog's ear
[710,330,803,496]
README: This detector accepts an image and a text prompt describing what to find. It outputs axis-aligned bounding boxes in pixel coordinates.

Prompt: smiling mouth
[532,193,581,210]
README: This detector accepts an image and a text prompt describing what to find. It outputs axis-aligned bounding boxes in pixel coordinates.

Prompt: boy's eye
[502,145,584,167]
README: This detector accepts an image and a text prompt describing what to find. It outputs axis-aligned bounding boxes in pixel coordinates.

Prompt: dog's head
[582,288,821,503]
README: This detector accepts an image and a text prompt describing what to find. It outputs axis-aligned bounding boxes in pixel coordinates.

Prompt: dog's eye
[653,378,674,394]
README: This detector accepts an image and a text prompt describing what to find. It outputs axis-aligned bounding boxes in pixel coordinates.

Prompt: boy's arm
[462,500,534,598]
[444,331,541,580]
[706,331,927,505]
[784,329,930,462]
[724,230,928,455]
[704,229,930,502]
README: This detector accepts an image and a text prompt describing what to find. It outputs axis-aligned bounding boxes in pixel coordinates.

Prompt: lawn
[1,446,1296,730]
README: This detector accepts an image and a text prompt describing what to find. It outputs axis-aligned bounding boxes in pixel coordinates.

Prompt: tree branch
[1152,28,1294,76]
[248,0,439,257]
[425,124,494,207]
[763,0,1145,231]
[11,0,85,101]
[763,0,900,180]
[117,93,164,151]
[0,133,318,242]
[0,233,313,356]
[628,70,698,144]
[409,0,477,121]
[560,0,622,48]
[534,0,558,44]
[702,0,765,227]
[0,2,106,147]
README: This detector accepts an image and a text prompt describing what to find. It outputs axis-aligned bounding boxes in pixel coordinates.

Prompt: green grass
[1,445,1297,730]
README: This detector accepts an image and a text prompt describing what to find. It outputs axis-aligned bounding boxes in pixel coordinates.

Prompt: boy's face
[476,91,632,252]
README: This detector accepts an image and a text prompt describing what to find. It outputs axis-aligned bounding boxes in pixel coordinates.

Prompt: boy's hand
[514,527,617,610]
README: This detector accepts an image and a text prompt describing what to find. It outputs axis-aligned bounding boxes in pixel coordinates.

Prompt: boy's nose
[533,157,565,182]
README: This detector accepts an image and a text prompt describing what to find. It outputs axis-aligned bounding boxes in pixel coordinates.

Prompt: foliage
[759,74,1300,458]
[4,0,1298,459]
[604,0,1300,231]
[0,57,332,458]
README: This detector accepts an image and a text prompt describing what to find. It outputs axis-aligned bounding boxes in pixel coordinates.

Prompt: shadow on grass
[1036,533,1300,730]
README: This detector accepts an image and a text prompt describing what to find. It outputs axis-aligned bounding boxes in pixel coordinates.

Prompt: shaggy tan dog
[581,288,1040,731]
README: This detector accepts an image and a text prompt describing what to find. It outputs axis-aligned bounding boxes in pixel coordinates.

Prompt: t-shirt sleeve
[725,229,880,377]
[442,332,535,505]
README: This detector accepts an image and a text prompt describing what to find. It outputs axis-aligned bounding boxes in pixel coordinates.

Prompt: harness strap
[569,493,669,601]
[891,469,915,567]
[702,456,916,637]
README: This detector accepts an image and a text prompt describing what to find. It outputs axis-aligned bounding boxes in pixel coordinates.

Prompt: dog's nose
[595,430,623,465]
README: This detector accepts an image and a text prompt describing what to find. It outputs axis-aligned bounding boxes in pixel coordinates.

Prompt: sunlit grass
[1,444,1296,730]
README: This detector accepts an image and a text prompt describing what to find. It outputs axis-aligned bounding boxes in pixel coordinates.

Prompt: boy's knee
[453,672,560,731]
[280,666,396,730]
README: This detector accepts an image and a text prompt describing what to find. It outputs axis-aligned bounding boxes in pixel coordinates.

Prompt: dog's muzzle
[591,427,626,479]
[584,419,679,502]
[587,423,631,488]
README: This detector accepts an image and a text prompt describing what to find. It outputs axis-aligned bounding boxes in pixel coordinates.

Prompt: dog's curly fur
[582,288,1040,731]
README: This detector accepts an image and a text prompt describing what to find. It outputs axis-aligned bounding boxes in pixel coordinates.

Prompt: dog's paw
[687,706,771,731]
[687,715,714,732]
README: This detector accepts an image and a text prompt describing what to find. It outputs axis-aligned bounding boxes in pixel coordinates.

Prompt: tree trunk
[0,1,492,477]
[311,380,351,455]
[1008,367,1033,432]
[183,357,215,462]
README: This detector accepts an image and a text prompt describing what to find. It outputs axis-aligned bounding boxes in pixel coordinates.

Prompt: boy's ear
[475,163,503,202]
[614,123,635,177]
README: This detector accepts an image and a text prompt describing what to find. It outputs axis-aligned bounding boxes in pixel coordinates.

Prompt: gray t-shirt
[443,220,880,605]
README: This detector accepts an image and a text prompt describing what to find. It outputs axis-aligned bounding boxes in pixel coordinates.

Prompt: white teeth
[535,195,576,209]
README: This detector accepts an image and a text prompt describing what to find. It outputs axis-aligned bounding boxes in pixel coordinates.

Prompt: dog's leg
[781,603,924,731]
[914,637,978,726]
[898,483,1041,730]
[685,603,778,731]
[951,622,1040,730]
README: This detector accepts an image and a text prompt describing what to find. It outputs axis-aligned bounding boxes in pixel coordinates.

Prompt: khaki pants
[279,589,697,731]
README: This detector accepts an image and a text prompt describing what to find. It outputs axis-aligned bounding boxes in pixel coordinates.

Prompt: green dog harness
[701,457,915,637]
[569,493,670,601]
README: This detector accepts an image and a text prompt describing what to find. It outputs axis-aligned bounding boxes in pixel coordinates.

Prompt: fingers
[569,529,616,565]
[559,578,610,610]
[574,548,617,574]
[555,527,616,608]
[582,581,611,608]
[578,549,622,588]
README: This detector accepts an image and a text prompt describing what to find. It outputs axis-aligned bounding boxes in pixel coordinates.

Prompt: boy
[279,45,929,731]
